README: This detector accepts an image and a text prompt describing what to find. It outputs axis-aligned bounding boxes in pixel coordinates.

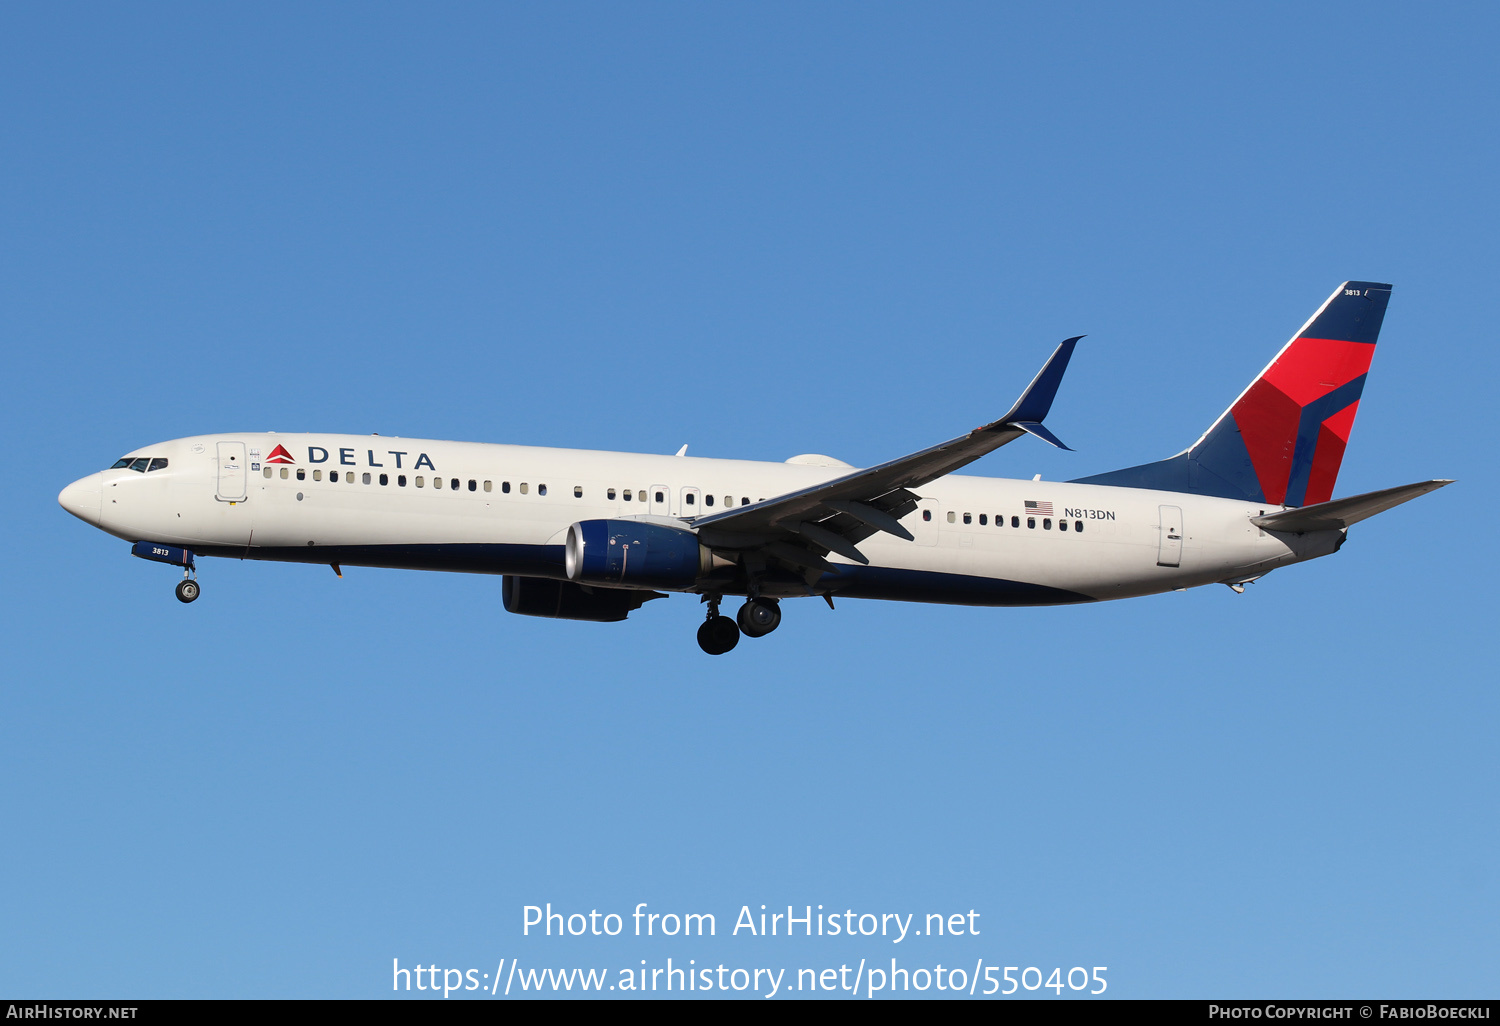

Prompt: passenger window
[380,474,389,486]
[1012,516,1020,528]
[313,469,322,482]
[415,475,424,487]
[607,488,617,500]
[363,472,372,485]
[685,493,695,506]
[923,510,932,522]
[1058,520,1066,532]
[638,490,647,502]
[655,490,665,503]
[281,467,290,480]
[946,511,956,523]
[1075,521,1083,533]
[724,496,732,507]
[979,514,987,525]
[502,481,511,493]
[149,458,169,472]
[129,458,149,472]
[296,468,305,480]
[451,478,460,490]
[1027,517,1035,529]
[263,467,273,479]
[704,494,714,507]
[741,497,749,506]
[623,489,632,501]
[345,472,355,484]
[1043,518,1051,530]
[398,475,407,487]
[963,513,971,525]
[483,480,492,492]
[434,477,443,489]
[519,482,528,494]
[538,484,547,496]
[469,479,477,492]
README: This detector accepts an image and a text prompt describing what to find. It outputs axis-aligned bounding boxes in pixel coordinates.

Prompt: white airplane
[59,281,1449,654]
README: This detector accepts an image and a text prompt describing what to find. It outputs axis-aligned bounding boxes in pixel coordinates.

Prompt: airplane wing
[689,337,1083,576]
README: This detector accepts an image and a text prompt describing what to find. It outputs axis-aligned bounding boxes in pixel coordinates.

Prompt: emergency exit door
[910,499,941,545]
[1157,505,1183,567]
[216,441,248,502]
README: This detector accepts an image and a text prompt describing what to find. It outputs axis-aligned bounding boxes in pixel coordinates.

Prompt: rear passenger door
[1157,505,1183,567]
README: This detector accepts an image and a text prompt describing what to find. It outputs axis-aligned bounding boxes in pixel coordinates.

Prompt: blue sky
[2,2,1495,999]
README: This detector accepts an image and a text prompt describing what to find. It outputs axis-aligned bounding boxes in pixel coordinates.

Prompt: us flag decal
[1024,500,1054,515]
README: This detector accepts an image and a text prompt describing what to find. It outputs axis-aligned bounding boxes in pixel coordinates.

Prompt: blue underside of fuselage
[190,543,1094,607]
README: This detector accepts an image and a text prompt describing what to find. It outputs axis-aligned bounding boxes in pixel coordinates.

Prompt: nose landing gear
[130,542,200,604]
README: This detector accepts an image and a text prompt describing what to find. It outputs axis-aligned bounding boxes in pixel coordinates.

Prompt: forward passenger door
[216,441,248,502]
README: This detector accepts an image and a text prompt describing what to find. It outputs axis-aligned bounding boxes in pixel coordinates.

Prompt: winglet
[998,335,1083,448]
[1012,421,1073,451]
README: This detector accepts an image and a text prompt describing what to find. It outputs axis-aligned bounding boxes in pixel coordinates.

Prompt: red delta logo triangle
[265,444,296,464]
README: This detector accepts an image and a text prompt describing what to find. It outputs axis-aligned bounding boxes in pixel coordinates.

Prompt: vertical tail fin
[1071,282,1392,506]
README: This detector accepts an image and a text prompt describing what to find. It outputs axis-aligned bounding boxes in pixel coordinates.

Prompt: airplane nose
[59,473,103,525]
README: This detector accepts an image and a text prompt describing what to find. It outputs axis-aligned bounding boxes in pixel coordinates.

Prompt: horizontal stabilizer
[1251,479,1452,532]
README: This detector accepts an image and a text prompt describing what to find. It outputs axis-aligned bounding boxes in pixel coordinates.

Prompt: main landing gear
[696,596,782,655]
[697,612,739,655]
[736,597,781,638]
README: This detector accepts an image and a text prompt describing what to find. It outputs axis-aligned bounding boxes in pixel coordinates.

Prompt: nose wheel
[175,575,200,603]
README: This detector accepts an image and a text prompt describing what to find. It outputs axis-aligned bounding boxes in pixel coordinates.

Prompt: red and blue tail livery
[1073,282,1390,507]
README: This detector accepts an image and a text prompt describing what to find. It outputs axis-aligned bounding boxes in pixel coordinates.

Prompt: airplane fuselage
[61,431,1338,606]
[61,284,1442,653]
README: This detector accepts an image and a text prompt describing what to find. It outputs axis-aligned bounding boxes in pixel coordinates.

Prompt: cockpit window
[110,458,133,469]
[128,458,150,472]
[148,458,168,472]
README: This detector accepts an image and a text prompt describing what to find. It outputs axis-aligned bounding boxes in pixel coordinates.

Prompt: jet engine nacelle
[502,576,662,622]
[565,519,712,589]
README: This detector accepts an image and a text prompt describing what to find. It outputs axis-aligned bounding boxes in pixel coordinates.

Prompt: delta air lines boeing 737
[58,282,1449,653]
